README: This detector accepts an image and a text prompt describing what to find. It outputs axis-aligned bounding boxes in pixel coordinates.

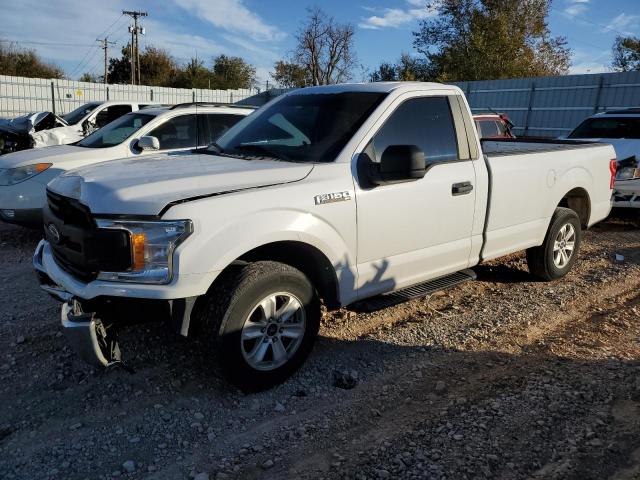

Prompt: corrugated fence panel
[0,75,260,118]
[454,71,640,137]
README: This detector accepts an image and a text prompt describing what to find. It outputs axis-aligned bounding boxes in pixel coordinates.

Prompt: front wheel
[200,261,320,392]
[526,207,582,281]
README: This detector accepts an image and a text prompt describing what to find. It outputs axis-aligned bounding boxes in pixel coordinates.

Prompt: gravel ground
[0,215,639,480]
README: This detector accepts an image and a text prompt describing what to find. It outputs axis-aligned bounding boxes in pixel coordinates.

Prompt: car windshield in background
[568,117,640,139]
[77,113,155,148]
[62,103,100,125]
[214,92,387,163]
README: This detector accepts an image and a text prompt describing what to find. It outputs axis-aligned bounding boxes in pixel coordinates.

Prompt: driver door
[355,95,477,299]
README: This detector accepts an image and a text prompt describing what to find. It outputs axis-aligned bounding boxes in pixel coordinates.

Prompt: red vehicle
[474,113,515,139]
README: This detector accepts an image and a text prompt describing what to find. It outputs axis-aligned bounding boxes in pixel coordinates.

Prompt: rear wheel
[199,261,320,392]
[526,207,582,281]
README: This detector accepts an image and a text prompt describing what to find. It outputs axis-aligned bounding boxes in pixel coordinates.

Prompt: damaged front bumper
[33,240,199,368]
[612,179,640,209]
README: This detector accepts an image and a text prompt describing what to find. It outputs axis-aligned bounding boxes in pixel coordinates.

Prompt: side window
[94,105,133,129]
[479,120,499,138]
[373,97,459,163]
[148,114,197,150]
[206,114,245,142]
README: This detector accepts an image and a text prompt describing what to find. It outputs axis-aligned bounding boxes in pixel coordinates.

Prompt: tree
[0,42,64,79]
[108,45,179,86]
[271,60,310,88]
[370,62,397,82]
[210,54,256,89]
[412,0,571,82]
[370,53,433,82]
[107,44,132,84]
[611,36,640,72]
[138,46,179,86]
[280,7,356,86]
[79,72,99,83]
[171,57,211,89]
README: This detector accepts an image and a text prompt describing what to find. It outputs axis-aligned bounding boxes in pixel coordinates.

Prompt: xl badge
[314,191,352,205]
[47,223,61,244]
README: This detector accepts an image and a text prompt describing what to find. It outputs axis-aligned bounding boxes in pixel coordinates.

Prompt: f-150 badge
[314,191,352,205]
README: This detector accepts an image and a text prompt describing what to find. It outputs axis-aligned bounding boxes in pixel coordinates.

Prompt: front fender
[167,206,356,297]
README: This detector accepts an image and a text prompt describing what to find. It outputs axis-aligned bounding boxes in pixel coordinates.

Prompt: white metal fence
[0,75,260,118]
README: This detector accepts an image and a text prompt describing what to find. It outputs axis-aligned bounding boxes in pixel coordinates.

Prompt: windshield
[77,112,155,148]
[62,103,100,125]
[213,92,387,163]
[568,117,640,139]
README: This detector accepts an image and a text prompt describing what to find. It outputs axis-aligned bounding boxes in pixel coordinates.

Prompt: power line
[68,45,100,78]
[552,7,629,38]
[69,12,125,78]
[0,39,97,48]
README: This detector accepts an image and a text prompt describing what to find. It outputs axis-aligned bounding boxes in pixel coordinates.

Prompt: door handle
[452,181,473,196]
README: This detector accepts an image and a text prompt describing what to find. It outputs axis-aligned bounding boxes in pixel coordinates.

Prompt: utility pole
[123,10,147,85]
[97,37,115,85]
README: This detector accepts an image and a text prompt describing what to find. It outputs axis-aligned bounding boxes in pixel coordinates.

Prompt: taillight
[609,159,617,189]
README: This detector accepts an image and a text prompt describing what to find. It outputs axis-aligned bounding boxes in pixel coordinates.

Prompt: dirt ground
[0,215,639,480]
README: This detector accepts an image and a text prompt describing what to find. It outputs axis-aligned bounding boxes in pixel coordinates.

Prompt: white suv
[568,108,640,209]
[0,103,255,226]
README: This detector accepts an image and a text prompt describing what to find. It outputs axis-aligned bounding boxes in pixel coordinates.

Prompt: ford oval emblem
[47,223,61,245]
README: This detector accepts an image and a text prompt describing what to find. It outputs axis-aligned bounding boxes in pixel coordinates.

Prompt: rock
[69,422,82,431]
[216,473,229,479]
[16,335,25,345]
[434,381,446,394]
[333,370,359,389]
[376,469,391,478]
[194,473,209,480]
[122,460,136,473]
[261,459,274,470]
[453,434,463,441]
[275,402,285,412]
[194,412,205,421]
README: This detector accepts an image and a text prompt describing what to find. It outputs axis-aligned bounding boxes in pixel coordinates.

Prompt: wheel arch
[202,240,341,311]
[557,187,591,228]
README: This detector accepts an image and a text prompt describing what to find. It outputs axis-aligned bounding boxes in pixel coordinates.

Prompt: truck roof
[289,82,461,96]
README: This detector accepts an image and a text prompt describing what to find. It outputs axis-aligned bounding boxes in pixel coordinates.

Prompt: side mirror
[368,145,426,185]
[137,136,160,151]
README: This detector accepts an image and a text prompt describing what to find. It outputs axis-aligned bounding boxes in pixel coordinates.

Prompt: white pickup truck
[33,82,616,391]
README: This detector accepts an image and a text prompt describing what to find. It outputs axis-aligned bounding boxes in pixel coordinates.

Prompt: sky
[0,0,638,86]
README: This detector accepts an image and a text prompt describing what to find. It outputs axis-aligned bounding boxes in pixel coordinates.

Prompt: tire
[199,261,320,392]
[526,207,582,281]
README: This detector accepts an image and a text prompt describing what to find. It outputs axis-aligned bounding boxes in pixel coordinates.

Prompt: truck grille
[44,189,132,281]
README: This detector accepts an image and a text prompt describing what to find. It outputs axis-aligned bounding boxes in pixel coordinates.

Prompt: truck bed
[477,138,614,263]
[481,138,605,157]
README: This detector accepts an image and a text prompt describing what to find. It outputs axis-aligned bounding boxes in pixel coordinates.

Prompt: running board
[348,269,476,313]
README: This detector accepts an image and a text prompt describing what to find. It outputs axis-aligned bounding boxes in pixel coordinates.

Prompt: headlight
[95,219,193,284]
[0,163,52,186]
[616,167,640,181]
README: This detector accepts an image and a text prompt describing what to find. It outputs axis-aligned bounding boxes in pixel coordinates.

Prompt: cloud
[0,0,283,83]
[604,12,640,36]
[173,0,286,42]
[563,0,590,17]
[359,0,436,30]
[568,48,609,75]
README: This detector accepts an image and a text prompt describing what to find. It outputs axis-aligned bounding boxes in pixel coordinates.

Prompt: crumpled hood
[48,153,314,215]
[0,112,64,135]
[0,144,89,168]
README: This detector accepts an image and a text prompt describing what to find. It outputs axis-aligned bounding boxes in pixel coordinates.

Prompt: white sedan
[0,103,255,227]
